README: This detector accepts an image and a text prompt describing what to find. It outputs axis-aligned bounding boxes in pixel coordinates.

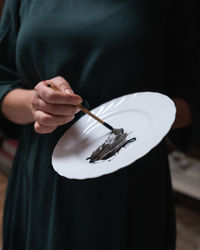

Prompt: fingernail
[65,88,74,95]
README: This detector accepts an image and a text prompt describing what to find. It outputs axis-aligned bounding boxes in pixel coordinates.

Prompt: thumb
[49,76,75,95]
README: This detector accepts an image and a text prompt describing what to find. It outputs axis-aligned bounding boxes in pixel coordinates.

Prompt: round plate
[52,92,176,179]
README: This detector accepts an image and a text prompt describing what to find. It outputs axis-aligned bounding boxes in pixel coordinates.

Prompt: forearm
[172,97,192,129]
[1,89,34,124]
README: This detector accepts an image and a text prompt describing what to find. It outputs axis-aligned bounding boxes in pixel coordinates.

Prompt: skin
[171,97,192,129]
[1,76,192,134]
[1,76,82,134]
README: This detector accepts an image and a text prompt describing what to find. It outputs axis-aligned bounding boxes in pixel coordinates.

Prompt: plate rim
[52,91,176,179]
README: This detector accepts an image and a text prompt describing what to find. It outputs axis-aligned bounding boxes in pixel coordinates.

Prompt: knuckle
[43,92,52,103]
[56,76,71,89]
[40,115,49,125]
[57,76,65,81]
[58,81,68,90]
[36,112,49,125]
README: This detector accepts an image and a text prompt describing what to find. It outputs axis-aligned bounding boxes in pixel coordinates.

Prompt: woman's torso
[17,0,168,107]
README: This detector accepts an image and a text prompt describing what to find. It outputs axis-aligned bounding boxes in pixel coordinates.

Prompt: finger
[48,76,74,95]
[47,76,82,103]
[34,122,57,134]
[32,98,80,116]
[35,81,82,105]
[34,110,75,126]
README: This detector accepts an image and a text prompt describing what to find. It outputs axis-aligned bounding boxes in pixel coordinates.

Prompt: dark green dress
[0,0,200,249]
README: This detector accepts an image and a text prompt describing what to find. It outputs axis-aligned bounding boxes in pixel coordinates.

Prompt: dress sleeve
[0,0,23,139]
[166,0,200,151]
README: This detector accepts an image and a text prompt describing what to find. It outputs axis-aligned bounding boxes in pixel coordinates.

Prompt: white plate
[52,92,176,179]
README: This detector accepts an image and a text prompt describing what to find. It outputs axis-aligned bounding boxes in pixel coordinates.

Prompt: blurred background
[0,0,200,249]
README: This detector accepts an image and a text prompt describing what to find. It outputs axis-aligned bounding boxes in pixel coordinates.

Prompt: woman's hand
[171,97,192,129]
[31,76,82,134]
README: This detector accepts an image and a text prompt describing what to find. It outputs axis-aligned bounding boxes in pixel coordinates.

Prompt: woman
[0,0,199,249]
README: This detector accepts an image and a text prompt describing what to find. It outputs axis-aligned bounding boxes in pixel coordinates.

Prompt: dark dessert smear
[86,129,136,163]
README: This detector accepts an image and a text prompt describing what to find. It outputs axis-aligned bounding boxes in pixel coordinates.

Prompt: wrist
[1,89,35,124]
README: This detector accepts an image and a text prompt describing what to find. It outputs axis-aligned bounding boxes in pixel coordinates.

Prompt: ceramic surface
[52,92,176,179]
